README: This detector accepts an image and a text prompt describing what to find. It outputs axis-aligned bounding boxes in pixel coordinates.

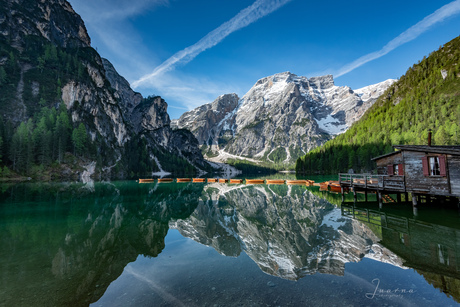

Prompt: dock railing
[339,173,406,192]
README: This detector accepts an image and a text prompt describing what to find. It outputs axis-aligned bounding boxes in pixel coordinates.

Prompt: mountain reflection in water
[172,183,399,280]
[0,181,459,306]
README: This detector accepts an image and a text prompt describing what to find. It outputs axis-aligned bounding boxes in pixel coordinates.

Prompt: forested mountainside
[296,35,460,174]
[0,0,211,180]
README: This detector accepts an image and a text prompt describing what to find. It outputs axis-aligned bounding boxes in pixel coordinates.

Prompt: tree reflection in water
[0,181,459,306]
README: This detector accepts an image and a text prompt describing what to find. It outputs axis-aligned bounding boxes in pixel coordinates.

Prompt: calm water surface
[0,180,459,306]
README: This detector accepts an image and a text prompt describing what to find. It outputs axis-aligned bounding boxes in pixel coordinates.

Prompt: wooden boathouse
[339,145,460,206]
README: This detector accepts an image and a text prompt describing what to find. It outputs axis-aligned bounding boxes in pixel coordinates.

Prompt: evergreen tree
[72,123,87,157]
[0,66,6,85]
[54,105,71,163]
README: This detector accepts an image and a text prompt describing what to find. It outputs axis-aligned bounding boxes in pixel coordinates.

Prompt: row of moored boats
[138,178,316,185]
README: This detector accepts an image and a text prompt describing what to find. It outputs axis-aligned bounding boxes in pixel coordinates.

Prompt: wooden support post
[365,191,368,202]
[413,206,418,217]
[378,191,382,207]
[353,189,357,201]
[412,194,418,207]
[341,187,345,203]
[404,193,408,202]
[397,193,402,203]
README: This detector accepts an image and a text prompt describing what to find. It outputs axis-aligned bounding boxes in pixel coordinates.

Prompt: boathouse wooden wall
[403,151,450,195]
[375,150,460,197]
[375,152,403,175]
[449,155,460,196]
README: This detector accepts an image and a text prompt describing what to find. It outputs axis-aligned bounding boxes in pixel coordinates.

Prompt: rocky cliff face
[0,0,210,178]
[0,0,91,49]
[174,72,396,164]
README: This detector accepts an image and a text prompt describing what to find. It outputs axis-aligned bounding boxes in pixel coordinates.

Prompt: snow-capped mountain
[173,72,396,163]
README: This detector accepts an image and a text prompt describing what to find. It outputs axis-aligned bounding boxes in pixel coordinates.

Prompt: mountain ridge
[174,71,396,166]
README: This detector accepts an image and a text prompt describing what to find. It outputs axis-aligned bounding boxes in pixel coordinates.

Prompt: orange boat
[177,178,192,182]
[218,179,229,183]
[319,181,330,191]
[266,179,285,185]
[139,179,155,183]
[328,181,347,193]
[158,178,173,183]
[286,180,307,185]
[207,178,218,183]
[192,178,206,183]
[230,179,243,184]
[245,179,265,184]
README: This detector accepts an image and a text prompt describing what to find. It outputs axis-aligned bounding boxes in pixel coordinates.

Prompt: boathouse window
[387,164,403,176]
[422,156,446,177]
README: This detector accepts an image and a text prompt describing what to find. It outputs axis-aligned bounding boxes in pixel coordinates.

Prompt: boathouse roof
[371,145,460,161]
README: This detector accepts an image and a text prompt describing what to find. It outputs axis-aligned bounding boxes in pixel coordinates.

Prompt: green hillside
[296,35,460,175]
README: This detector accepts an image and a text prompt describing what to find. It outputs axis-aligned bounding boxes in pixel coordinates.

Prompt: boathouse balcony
[339,173,406,192]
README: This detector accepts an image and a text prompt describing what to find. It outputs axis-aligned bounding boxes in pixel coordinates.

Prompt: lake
[0,180,459,306]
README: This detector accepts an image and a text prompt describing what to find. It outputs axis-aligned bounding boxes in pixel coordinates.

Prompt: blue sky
[68,0,460,119]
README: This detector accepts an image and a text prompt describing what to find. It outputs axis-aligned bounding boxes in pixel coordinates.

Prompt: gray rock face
[102,58,143,115]
[172,93,239,148]
[0,0,91,49]
[175,72,396,163]
[131,96,171,133]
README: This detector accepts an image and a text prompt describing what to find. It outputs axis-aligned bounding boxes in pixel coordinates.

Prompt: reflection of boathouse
[342,203,460,302]
[340,144,460,206]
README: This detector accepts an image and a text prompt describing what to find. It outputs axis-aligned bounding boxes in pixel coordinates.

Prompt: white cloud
[132,0,292,88]
[68,0,168,80]
[70,0,169,22]
[334,0,460,78]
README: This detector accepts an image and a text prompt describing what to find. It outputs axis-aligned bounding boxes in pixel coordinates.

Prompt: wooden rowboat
[158,178,173,183]
[192,178,206,183]
[230,179,243,184]
[218,179,229,183]
[139,178,155,183]
[245,179,265,184]
[328,181,343,193]
[266,179,285,184]
[286,180,307,185]
[177,178,191,182]
[319,181,330,190]
[207,178,218,183]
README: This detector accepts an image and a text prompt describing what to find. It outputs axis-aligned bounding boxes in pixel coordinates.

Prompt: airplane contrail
[132,0,292,88]
[334,0,460,78]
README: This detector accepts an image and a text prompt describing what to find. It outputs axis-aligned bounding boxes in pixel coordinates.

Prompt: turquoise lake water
[0,180,459,306]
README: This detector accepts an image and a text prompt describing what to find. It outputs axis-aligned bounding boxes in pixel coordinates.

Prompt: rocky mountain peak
[309,74,335,89]
[175,71,396,164]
